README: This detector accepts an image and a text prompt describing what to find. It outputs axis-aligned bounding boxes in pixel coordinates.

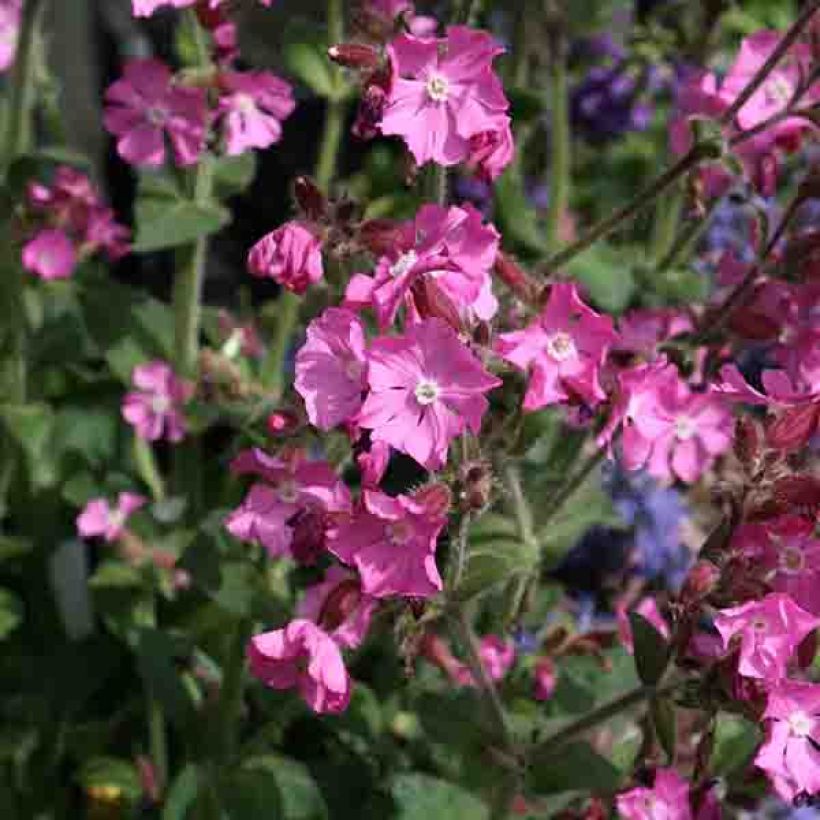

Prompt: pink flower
[347,203,499,330]
[104,59,207,167]
[616,768,692,820]
[755,679,820,801]
[76,492,146,543]
[328,489,446,598]
[122,360,192,442]
[132,0,271,16]
[217,70,295,156]
[615,308,692,356]
[21,229,77,280]
[225,448,350,563]
[478,635,515,681]
[0,0,21,73]
[533,657,557,702]
[714,592,819,681]
[357,319,501,470]
[496,282,617,411]
[380,26,510,167]
[295,308,368,431]
[247,221,323,294]
[297,566,377,649]
[466,116,514,181]
[617,596,671,654]
[248,619,352,714]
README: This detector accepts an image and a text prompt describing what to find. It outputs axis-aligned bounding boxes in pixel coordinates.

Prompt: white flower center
[674,414,697,441]
[389,250,418,279]
[414,379,440,406]
[387,520,413,545]
[788,710,813,738]
[765,75,793,107]
[145,106,168,127]
[233,93,257,115]
[276,479,299,504]
[544,331,577,362]
[108,510,126,531]
[781,545,805,574]
[151,395,171,414]
[425,73,450,102]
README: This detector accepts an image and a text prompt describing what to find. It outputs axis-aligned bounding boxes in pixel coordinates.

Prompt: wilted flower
[247,221,324,294]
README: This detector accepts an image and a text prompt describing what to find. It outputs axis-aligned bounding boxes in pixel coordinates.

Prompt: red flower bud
[493,252,538,303]
[267,410,299,436]
[678,559,720,609]
[772,474,820,516]
[766,403,820,451]
[410,276,463,333]
[293,176,328,221]
[318,577,364,632]
[327,43,382,71]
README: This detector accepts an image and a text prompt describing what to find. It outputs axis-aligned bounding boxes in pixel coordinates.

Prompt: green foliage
[629,612,671,687]
[390,773,489,820]
[528,741,623,795]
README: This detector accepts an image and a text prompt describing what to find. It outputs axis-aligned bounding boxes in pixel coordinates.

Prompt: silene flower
[76,492,146,543]
[122,360,192,443]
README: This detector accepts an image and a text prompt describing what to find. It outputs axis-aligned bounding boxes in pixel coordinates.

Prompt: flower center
[674,414,697,441]
[145,106,168,127]
[765,75,793,107]
[233,93,257,115]
[752,618,768,633]
[414,379,440,406]
[107,510,126,531]
[544,331,577,362]
[387,520,413,546]
[150,395,171,415]
[788,710,813,738]
[277,479,299,504]
[425,73,450,102]
[389,250,418,279]
[781,545,805,574]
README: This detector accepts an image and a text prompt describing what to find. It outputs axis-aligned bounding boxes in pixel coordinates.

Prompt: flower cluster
[21,166,130,280]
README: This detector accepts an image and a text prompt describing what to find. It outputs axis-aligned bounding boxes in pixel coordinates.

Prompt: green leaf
[529,741,622,795]
[390,774,488,820]
[133,174,230,252]
[566,244,635,314]
[457,521,534,601]
[136,629,196,728]
[0,590,22,640]
[244,756,328,820]
[629,612,670,687]
[163,764,200,820]
[221,761,284,820]
[53,405,117,468]
[213,153,258,199]
[0,403,56,488]
[283,42,336,99]
[77,757,141,803]
[0,536,31,562]
[710,713,761,777]
[650,696,676,763]
[494,170,548,259]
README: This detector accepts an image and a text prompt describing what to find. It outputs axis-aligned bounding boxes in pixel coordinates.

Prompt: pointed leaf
[629,611,670,687]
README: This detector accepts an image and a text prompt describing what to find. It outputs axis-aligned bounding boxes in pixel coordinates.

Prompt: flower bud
[247,221,324,294]
[410,276,463,333]
[293,176,327,221]
[678,559,720,609]
[772,474,820,516]
[493,252,537,303]
[317,577,364,633]
[327,43,381,71]
[267,410,299,436]
[413,482,452,517]
[461,461,493,511]
[766,403,820,451]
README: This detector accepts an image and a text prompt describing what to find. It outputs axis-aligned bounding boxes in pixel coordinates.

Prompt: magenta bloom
[22,229,77,280]
[76,492,146,543]
[248,619,352,714]
[247,221,323,295]
[357,319,501,470]
[225,448,350,563]
[347,204,499,330]
[122,360,191,443]
[466,116,514,181]
[714,592,819,681]
[328,489,446,599]
[497,282,617,411]
[616,596,670,655]
[217,70,295,156]
[295,308,368,431]
[380,26,510,167]
[755,680,820,801]
[478,635,515,682]
[104,59,207,167]
[132,0,271,15]
[297,566,377,649]
[533,657,557,702]
[0,0,21,73]
[616,768,692,820]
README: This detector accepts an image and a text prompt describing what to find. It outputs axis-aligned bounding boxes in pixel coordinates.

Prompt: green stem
[147,694,169,793]
[315,99,344,192]
[536,146,707,276]
[545,30,570,251]
[654,196,720,274]
[649,181,684,266]
[260,290,300,397]
[531,678,684,757]
[218,617,252,765]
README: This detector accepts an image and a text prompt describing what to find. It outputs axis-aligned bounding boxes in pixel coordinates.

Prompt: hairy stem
[545,13,570,251]
[218,617,253,765]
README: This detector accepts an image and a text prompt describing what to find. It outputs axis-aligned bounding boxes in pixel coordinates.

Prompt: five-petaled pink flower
[132,0,271,17]
[22,229,77,280]
[76,492,146,543]
[295,308,368,431]
[0,0,21,73]
[247,221,324,294]
[297,566,377,649]
[104,59,207,167]
[122,360,192,443]
[616,768,692,820]
[714,592,819,681]
[217,70,295,156]
[755,679,820,802]
[496,282,617,411]
[357,318,501,470]
[248,619,352,714]
[380,26,510,168]
[328,489,446,598]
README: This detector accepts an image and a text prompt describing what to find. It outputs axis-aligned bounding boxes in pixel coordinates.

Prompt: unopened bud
[678,559,720,609]
[293,176,327,221]
[318,577,363,632]
[772,474,820,516]
[413,482,452,517]
[461,461,493,510]
[766,403,820,451]
[410,277,463,332]
[328,43,381,71]
[267,410,299,436]
[493,252,537,303]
